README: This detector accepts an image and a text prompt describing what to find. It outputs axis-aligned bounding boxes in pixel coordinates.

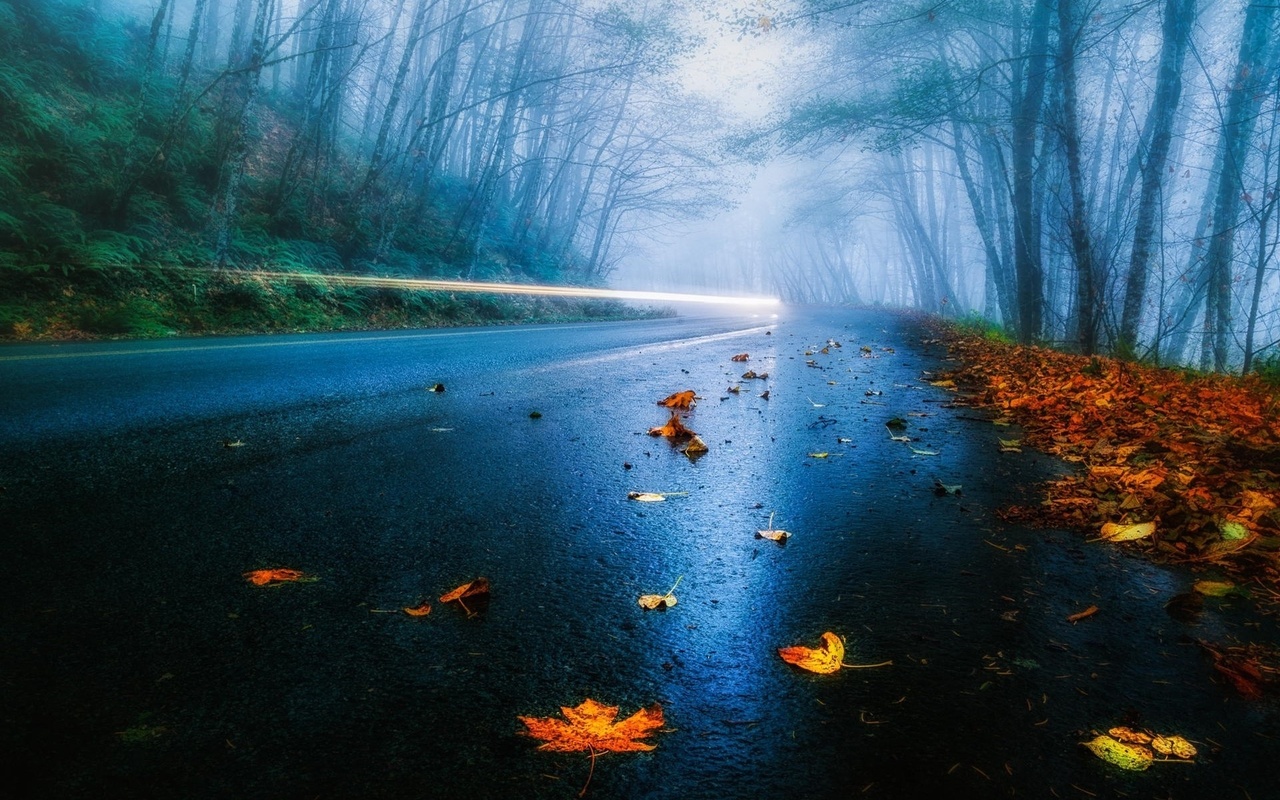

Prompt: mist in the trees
[2,0,1279,372]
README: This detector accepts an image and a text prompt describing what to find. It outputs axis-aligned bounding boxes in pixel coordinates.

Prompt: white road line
[520,326,772,373]
[0,324,600,363]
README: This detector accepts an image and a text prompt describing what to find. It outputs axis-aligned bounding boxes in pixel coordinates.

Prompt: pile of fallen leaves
[932,323,1280,590]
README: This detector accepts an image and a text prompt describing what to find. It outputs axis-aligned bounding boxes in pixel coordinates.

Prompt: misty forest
[1,0,1280,373]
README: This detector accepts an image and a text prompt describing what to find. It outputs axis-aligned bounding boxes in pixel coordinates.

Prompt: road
[1,308,1276,799]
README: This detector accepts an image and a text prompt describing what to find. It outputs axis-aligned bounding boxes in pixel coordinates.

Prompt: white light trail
[248,271,780,307]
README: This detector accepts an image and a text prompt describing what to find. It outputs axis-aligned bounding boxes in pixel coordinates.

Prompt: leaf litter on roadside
[627,490,688,502]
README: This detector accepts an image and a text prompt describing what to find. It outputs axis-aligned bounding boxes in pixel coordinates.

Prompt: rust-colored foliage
[935,322,1280,583]
[648,413,695,439]
[243,568,310,586]
[657,390,696,410]
[440,577,490,604]
[519,698,665,753]
[731,353,750,362]
[403,603,432,617]
[1198,640,1279,698]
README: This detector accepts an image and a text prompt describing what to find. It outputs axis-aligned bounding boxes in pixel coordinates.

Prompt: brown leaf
[518,698,664,753]
[731,353,750,362]
[403,603,432,617]
[648,413,695,439]
[657,390,696,410]
[440,577,490,604]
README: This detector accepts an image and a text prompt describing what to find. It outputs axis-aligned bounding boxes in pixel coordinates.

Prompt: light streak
[247,271,780,307]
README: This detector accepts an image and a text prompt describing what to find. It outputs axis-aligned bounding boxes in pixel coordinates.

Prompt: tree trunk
[1010,0,1053,342]
[1201,0,1277,370]
[1118,0,1195,354]
[1057,0,1100,354]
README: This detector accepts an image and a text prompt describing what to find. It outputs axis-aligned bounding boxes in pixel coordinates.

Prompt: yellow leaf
[683,436,709,458]
[1192,580,1236,597]
[638,576,681,610]
[756,528,791,543]
[809,452,830,459]
[403,603,432,617]
[1151,735,1197,759]
[1099,521,1156,542]
[778,631,844,674]
[1081,735,1153,770]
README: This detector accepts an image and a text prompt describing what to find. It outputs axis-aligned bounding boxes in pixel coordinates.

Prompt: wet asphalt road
[1,307,1278,800]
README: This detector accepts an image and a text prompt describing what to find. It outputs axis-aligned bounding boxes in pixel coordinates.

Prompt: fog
[5,0,1280,370]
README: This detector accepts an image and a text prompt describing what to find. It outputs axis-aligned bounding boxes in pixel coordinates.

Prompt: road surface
[1,308,1276,798]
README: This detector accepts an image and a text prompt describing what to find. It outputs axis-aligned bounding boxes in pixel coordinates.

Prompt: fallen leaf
[1066,604,1099,623]
[778,631,845,674]
[519,698,664,753]
[223,439,245,448]
[809,452,830,459]
[742,370,768,380]
[1081,735,1153,770]
[627,491,687,502]
[629,491,665,502]
[403,603,432,617]
[886,417,908,429]
[1192,579,1237,597]
[1219,520,1248,541]
[807,397,825,407]
[1107,727,1152,745]
[909,447,939,456]
[638,576,681,610]
[428,383,445,393]
[727,385,741,394]
[1099,521,1156,542]
[243,568,315,586]
[648,413,695,439]
[440,577,490,604]
[837,437,852,443]
[657,390,696,410]
[731,353,750,362]
[998,438,1022,448]
[756,511,791,543]
[1151,735,1197,759]
[759,390,770,400]
[682,436,709,458]
[933,480,962,496]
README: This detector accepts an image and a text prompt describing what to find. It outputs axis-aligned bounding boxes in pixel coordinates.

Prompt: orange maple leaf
[657,390,696,410]
[730,353,750,362]
[243,568,311,586]
[519,698,664,753]
[648,413,696,439]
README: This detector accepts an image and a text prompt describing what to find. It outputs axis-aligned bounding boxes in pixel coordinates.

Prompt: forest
[0,0,716,334]
[1,0,1279,375]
